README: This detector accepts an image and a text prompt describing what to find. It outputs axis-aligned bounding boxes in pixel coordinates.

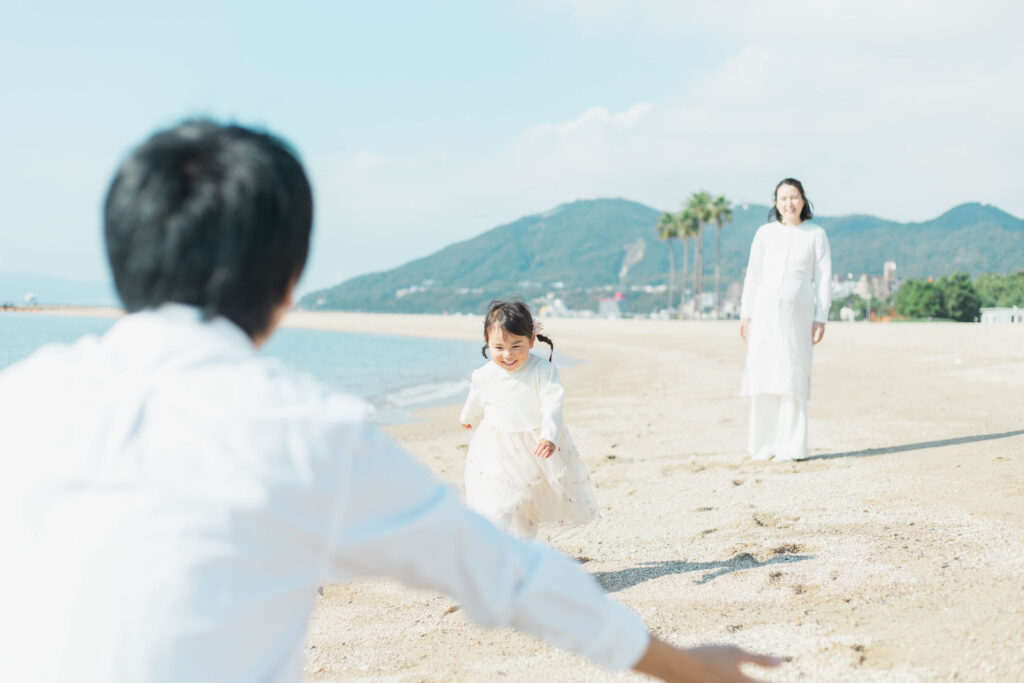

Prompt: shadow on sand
[592,552,813,593]
[806,428,1024,462]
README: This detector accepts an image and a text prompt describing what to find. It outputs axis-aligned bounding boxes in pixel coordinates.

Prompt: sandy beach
[281,312,1024,682]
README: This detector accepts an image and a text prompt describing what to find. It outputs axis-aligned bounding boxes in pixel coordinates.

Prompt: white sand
[286,314,1024,682]
[38,308,1024,680]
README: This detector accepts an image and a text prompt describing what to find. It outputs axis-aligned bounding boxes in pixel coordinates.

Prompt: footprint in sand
[751,512,799,528]
[771,543,804,555]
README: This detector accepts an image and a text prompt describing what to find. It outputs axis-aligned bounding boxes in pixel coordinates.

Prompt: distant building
[597,298,622,318]
[722,282,743,316]
[853,274,872,299]
[838,262,898,302]
[539,298,571,318]
[832,275,857,300]
[980,307,1024,323]
[854,273,889,300]
[883,261,898,295]
[719,299,740,319]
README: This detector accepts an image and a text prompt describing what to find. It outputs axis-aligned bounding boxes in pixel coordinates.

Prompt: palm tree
[656,212,680,311]
[686,191,714,318]
[711,195,733,315]
[676,208,699,318]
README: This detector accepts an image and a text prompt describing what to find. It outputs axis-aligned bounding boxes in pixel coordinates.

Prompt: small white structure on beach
[980,307,1024,323]
[597,298,622,319]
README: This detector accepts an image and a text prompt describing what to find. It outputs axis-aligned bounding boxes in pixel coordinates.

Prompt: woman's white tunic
[740,221,832,400]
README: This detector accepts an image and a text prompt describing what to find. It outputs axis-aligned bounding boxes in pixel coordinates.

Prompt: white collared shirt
[0,305,647,682]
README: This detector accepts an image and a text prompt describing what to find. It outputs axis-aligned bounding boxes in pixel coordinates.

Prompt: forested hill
[299,198,1024,313]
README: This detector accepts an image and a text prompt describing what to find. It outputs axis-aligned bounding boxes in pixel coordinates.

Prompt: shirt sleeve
[537,361,564,444]
[740,227,764,319]
[326,426,650,671]
[459,370,484,426]
[813,229,833,323]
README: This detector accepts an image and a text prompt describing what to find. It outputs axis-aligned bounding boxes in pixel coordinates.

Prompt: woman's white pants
[748,393,807,461]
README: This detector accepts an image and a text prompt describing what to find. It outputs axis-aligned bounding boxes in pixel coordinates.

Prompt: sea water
[0,312,484,423]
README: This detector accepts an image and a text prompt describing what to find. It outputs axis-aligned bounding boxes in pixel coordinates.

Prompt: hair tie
[533,320,543,335]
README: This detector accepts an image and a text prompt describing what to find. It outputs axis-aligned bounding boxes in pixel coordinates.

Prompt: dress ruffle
[465,423,601,538]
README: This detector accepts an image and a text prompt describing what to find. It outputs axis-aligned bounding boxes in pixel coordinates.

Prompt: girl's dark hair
[481,299,554,361]
[767,177,814,223]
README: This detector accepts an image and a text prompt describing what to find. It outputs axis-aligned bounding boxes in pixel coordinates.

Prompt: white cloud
[554,0,1022,42]
[299,1,1023,287]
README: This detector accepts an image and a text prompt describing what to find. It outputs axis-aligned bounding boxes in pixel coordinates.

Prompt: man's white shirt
[0,305,648,682]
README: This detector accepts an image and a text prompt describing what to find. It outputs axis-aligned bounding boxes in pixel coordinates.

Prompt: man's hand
[633,636,781,682]
[534,439,555,459]
[811,321,825,345]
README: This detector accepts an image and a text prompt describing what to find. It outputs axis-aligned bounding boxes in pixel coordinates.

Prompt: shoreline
[1,305,124,317]
[3,307,485,425]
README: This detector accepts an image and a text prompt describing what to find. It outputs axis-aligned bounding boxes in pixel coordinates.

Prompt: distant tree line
[892,271,1024,322]
[974,271,1024,308]
[829,271,1024,323]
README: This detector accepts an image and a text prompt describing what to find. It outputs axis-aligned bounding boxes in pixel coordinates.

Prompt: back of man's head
[104,119,313,338]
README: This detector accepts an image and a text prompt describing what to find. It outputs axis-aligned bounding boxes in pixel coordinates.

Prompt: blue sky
[3,0,1022,295]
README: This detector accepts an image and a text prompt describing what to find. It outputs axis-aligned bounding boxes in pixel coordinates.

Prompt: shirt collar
[101,304,257,370]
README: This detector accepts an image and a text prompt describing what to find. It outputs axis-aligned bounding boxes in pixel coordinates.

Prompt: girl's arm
[459,372,484,428]
[537,362,564,445]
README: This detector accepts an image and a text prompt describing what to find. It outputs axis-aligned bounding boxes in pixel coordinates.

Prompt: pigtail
[481,343,488,359]
[536,333,554,361]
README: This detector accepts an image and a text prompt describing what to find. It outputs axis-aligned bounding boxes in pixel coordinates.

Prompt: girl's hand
[461,423,473,430]
[534,439,555,459]
[739,317,750,343]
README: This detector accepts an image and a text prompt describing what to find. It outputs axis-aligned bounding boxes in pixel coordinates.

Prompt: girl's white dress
[459,354,600,538]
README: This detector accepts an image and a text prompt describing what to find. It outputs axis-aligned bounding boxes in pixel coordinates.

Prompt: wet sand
[284,313,1024,682]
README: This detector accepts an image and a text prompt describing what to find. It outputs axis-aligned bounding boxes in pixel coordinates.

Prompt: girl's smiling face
[486,325,535,372]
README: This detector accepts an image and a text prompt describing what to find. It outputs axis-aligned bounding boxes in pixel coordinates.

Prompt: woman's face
[775,184,806,224]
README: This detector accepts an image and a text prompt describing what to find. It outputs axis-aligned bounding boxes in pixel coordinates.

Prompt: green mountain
[299,199,1024,314]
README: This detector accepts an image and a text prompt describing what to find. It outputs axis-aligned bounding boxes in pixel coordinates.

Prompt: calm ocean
[0,312,484,423]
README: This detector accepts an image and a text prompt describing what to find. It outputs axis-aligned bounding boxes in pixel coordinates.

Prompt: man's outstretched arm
[324,426,779,680]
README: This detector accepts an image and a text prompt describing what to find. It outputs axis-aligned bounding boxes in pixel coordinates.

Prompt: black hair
[104,118,313,339]
[767,177,814,223]
[481,299,554,361]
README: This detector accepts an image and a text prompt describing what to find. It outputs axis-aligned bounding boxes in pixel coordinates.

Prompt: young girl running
[459,300,601,539]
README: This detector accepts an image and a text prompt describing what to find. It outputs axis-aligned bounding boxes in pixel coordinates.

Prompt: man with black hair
[0,120,777,682]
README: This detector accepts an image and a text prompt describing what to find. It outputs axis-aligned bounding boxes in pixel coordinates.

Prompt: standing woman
[739,178,831,461]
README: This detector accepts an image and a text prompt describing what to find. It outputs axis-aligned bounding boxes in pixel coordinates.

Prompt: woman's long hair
[767,177,814,222]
